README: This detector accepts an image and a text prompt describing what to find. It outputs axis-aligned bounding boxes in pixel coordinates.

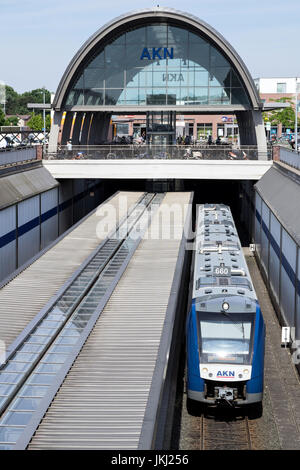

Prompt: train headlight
[243,369,249,375]
[202,368,208,374]
[222,302,230,311]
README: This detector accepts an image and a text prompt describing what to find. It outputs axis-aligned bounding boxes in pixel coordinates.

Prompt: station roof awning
[262,102,291,111]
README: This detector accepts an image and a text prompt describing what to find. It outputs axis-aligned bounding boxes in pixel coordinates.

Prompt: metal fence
[279,146,300,170]
[45,144,271,161]
[0,131,49,147]
[0,146,37,167]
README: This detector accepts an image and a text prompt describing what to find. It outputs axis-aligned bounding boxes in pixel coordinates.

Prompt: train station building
[49,7,269,158]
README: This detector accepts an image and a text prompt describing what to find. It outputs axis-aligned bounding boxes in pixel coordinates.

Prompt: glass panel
[39,320,62,329]
[10,352,38,362]
[153,71,166,86]
[105,89,124,105]
[4,362,31,373]
[105,70,124,89]
[27,335,50,345]
[84,69,104,88]
[231,88,249,105]
[0,384,14,396]
[0,373,22,384]
[27,374,55,385]
[19,385,48,397]
[190,43,209,70]
[11,397,42,411]
[87,51,104,68]
[84,89,104,105]
[147,24,167,45]
[210,46,230,67]
[55,336,79,345]
[63,23,250,108]
[146,89,166,105]
[2,412,32,426]
[36,363,63,373]
[209,87,230,104]
[0,427,24,443]
[209,67,231,87]
[42,353,69,363]
[193,88,209,104]
[195,70,209,86]
[126,27,146,45]
[19,344,44,353]
[167,25,188,44]
[34,327,54,336]
[124,88,138,105]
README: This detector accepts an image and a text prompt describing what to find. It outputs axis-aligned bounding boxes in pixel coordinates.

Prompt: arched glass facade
[65,23,250,107]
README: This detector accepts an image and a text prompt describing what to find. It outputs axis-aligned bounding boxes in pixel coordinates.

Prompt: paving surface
[175,252,300,450]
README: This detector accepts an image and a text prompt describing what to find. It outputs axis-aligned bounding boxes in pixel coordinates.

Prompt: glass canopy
[65,23,250,107]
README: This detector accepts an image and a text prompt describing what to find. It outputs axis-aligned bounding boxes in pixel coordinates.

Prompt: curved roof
[53,7,262,111]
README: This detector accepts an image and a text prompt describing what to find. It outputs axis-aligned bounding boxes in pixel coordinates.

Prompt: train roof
[192,203,257,303]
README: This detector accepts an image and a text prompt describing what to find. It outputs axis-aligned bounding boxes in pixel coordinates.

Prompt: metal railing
[278,146,300,170]
[45,144,271,161]
[0,146,37,167]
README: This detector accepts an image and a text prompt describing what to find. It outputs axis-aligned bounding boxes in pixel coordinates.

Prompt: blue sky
[1,0,299,93]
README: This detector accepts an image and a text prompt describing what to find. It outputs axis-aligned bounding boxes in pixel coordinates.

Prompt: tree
[0,108,5,126]
[27,112,51,131]
[263,97,296,130]
[4,85,51,115]
[5,85,19,115]
[4,116,19,126]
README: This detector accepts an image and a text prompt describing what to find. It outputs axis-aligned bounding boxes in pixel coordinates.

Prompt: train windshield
[198,312,255,365]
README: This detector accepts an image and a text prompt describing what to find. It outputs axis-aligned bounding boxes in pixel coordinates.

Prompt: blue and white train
[186,204,265,411]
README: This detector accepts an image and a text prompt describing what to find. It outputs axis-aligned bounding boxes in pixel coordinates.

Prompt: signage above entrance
[140,47,174,60]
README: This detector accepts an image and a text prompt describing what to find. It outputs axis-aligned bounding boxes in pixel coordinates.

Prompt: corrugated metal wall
[253,184,300,343]
[0,205,17,280]
[239,175,300,346]
[0,179,107,284]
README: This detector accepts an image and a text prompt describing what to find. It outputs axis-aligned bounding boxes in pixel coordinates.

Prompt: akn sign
[140,47,174,60]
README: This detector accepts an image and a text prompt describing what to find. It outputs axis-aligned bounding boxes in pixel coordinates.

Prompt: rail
[45,144,271,161]
[278,145,300,170]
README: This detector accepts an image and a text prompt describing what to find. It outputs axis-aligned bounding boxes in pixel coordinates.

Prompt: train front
[186,203,265,410]
[187,293,265,407]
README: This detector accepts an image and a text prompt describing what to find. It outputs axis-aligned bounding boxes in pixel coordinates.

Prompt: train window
[231,278,252,290]
[197,312,255,364]
[198,277,217,287]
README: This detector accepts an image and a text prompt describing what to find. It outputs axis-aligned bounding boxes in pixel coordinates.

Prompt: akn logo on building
[140,47,174,60]
[216,370,235,378]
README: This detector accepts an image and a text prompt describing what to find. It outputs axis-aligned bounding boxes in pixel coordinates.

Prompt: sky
[1,0,299,94]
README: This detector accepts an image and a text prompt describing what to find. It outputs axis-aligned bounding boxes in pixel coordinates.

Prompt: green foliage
[263,97,296,129]
[4,115,19,126]
[27,113,51,131]
[0,108,5,126]
[5,85,51,115]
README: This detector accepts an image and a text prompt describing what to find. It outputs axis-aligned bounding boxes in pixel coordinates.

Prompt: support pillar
[61,112,74,145]
[80,113,92,145]
[48,111,62,153]
[236,110,268,160]
[71,112,84,145]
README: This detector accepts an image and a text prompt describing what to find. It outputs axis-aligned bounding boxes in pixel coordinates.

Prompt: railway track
[200,408,252,450]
